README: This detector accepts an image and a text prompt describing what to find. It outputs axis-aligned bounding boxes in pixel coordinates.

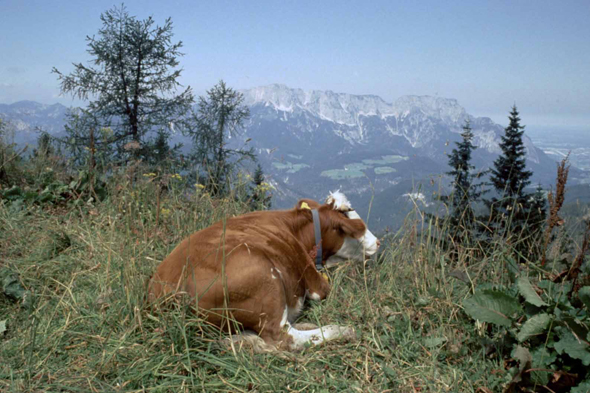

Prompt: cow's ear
[336,216,366,239]
[295,199,319,211]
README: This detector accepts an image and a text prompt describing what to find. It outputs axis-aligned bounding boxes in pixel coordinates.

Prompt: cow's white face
[323,190,379,266]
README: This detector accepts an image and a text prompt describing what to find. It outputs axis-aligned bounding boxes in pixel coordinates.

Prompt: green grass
[1,177,510,392]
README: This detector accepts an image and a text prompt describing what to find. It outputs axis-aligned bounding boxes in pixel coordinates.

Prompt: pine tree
[188,80,254,197]
[441,120,487,240]
[487,105,533,231]
[53,5,193,163]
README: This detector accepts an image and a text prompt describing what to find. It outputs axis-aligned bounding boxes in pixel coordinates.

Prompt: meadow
[1,166,588,392]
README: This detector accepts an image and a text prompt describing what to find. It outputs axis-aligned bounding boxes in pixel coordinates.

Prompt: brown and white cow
[148,191,379,351]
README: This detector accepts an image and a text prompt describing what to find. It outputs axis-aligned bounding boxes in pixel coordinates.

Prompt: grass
[1,176,520,392]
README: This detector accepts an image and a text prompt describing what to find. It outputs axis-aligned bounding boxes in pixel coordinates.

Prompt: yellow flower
[143,173,157,177]
[171,173,182,180]
[101,127,113,136]
[160,208,171,218]
[195,183,205,189]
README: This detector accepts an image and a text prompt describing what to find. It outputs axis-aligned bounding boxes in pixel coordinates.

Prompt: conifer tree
[143,129,184,170]
[487,105,533,231]
[529,184,547,232]
[33,132,55,158]
[442,120,487,239]
[249,164,272,210]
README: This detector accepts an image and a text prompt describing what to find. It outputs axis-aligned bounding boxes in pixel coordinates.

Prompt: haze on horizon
[1,0,589,130]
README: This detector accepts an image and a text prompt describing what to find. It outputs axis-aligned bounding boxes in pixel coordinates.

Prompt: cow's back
[147,210,306,304]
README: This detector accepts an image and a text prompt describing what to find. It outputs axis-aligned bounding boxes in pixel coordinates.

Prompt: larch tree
[188,80,254,197]
[53,5,194,163]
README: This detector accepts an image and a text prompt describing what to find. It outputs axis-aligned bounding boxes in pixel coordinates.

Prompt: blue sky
[1,0,589,129]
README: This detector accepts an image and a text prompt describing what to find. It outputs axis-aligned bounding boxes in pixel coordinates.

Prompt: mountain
[235,85,563,228]
[240,84,546,163]
[0,101,69,145]
[1,86,583,230]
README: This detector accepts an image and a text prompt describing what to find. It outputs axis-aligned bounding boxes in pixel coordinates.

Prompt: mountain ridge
[1,85,577,229]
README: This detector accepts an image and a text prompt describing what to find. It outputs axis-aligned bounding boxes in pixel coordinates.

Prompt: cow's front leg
[304,270,330,301]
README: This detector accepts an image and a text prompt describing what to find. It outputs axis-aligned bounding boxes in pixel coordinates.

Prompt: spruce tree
[143,129,184,170]
[442,120,487,240]
[529,184,547,232]
[485,105,545,262]
[33,132,55,158]
[249,164,272,210]
[487,105,533,231]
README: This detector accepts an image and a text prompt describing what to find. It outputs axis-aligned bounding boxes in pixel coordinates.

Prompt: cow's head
[296,191,380,267]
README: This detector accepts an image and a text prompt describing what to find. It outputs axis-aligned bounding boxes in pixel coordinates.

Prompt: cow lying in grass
[148,191,379,351]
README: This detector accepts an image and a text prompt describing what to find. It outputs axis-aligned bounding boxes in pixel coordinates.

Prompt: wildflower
[171,173,182,180]
[124,141,141,151]
[258,181,273,192]
[143,173,157,177]
[101,127,113,136]
[195,183,205,189]
[160,208,171,218]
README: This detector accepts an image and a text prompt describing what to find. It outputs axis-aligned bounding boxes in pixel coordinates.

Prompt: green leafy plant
[463,275,590,391]
[0,170,107,206]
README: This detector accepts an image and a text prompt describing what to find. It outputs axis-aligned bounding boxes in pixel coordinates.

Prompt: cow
[147,191,379,351]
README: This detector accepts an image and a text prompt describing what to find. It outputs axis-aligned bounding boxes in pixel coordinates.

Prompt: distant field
[362,155,408,166]
[320,168,365,179]
[272,161,310,173]
[374,166,396,174]
[320,155,407,180]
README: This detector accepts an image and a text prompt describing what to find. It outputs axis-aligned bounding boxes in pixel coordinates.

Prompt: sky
[1,0,589,129]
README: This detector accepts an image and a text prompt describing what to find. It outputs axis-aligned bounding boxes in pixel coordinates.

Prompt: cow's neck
[290,214,332,265]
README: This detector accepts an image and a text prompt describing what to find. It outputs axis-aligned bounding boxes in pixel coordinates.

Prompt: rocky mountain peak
[393,95,466,125]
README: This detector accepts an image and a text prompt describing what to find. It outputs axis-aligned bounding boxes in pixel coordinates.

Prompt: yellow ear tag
[300,202,311,210]
[320,271,329,282]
